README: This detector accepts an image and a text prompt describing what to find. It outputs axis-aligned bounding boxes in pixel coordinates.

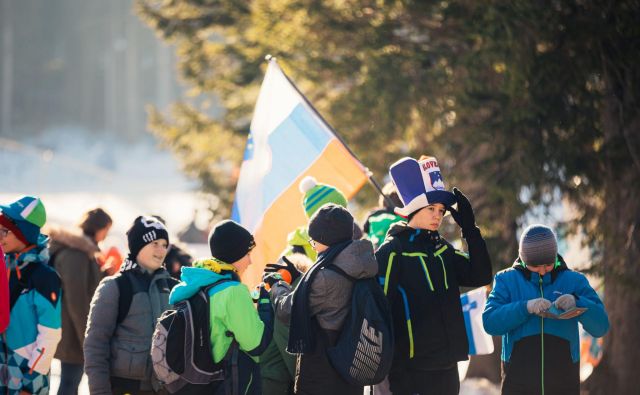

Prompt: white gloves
[527,298,552,314]
[555,294,576,310]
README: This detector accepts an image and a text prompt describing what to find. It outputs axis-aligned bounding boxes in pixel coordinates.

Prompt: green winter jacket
[169,266,273,363]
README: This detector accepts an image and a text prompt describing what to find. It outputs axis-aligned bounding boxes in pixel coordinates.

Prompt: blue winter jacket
[2,235,62,394]
[482,256,608,394]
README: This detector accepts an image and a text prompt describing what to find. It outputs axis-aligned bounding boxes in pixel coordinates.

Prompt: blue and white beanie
[389,156,456,216]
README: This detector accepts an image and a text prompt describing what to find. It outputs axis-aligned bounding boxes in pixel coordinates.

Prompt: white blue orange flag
[461,287,495,355]
[232,58,368,287]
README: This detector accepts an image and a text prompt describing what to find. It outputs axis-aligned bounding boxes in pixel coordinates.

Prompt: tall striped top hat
[389,156,456,217]
[0,196,47,244]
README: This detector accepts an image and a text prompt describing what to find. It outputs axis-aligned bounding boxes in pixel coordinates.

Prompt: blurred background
[1,0,216,256]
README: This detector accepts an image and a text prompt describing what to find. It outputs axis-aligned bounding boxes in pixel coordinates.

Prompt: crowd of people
[0,155,609,395]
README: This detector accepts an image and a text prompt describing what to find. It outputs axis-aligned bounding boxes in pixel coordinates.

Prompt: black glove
[448,187,478,236]
[264,256,301,284]
[262,272,283,288]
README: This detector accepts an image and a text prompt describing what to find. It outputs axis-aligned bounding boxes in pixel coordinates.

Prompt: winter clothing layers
[83,264,178,394]
[285,240,351,354]
[271,239,378,395]
[375,222,492,393]
[307,204,354,247]
[126,216,169,262]
[260,311,297,395]
[208,220,256,264]
[518,225,558,266]
[482,257,609,395]
[169,266,273,395]
[362,208,405,248]
[1,235,62,395]
[49,227,104,365]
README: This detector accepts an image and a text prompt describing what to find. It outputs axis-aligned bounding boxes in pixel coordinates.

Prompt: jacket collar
[512,254,569,284]
[388,222,445,251]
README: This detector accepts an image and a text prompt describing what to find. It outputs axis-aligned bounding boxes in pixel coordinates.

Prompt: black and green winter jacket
[375,223,492,370]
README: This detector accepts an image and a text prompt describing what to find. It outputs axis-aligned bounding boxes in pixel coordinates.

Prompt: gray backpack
[151,279,238,393]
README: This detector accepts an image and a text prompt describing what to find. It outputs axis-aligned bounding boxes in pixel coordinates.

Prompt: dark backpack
[150,279,237,394]
[326,266,394,386]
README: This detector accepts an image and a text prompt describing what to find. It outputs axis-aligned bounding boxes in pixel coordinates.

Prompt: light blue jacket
[2,235,62,394]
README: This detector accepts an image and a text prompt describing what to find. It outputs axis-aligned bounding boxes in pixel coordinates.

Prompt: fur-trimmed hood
[48,226,99,258]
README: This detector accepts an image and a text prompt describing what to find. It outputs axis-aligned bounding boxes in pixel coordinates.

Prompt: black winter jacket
[375,223,492,370]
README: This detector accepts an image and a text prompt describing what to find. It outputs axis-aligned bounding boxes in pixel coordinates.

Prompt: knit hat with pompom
[299,176,348,218]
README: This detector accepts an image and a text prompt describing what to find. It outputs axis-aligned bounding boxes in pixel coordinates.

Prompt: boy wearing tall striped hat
[375,156,493,395]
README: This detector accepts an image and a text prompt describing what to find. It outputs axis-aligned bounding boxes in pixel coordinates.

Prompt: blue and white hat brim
[0,203,19,220]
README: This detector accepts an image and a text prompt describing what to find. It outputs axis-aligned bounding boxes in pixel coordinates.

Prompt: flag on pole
[232,58,368,287]
[461,287,494,355]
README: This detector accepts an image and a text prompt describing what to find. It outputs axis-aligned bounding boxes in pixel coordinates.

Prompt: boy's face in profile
[0,225,26,253]
[233,253,252,276]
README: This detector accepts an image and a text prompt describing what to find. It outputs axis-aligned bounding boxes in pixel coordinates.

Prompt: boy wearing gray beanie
[483,224,609,395]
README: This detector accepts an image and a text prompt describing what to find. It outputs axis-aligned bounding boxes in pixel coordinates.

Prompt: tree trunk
[582,59,640,395]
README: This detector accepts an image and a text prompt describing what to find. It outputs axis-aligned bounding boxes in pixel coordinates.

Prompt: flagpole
[264,55,395,209]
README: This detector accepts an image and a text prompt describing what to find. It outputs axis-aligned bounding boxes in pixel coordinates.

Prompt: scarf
[287,240,351,354]
[120,254,140,272]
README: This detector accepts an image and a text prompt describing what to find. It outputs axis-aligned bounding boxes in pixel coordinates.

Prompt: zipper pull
[29,347,46,374]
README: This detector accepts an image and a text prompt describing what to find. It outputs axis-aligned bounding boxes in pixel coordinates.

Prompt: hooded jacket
[375,222,492,371]
[482,257,609,394]
[169,266,273,363]
[84,265,177,394]
[49,227,104,364]
[2,235,62,394]
[271,239,378,395]
[169,266,273,395]
[271,239,378,332]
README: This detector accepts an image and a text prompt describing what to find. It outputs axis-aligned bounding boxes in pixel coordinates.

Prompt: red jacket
[0,246,9,333]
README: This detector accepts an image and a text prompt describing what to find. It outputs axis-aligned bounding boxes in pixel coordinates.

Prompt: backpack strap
[115,273,133,325]
[326,264,356,282]
[201,277,236,297]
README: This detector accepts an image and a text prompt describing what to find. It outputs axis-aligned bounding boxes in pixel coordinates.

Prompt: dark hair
[379,182,403,211]
[79,208,112,239]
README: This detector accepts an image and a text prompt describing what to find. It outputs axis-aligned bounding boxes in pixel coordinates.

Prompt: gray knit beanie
[519,224,558,266]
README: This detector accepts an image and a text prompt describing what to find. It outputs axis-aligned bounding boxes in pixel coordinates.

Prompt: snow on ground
[49,359,499,395]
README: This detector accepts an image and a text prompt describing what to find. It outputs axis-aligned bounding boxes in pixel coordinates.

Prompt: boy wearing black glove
[376,156,493,395]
